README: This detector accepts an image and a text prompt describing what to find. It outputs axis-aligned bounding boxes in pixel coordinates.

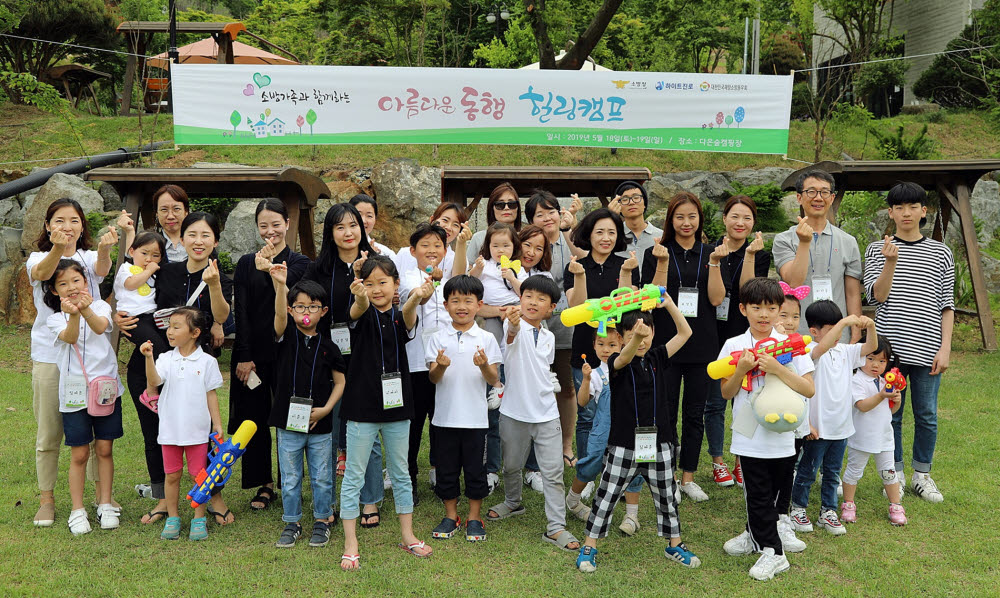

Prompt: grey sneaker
[275,523,301,548]
[309,521,331,547]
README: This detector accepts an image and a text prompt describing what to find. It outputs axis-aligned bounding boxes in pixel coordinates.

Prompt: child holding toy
[140,306,223,541]
[112,231,167,356]
[841,334,906,526]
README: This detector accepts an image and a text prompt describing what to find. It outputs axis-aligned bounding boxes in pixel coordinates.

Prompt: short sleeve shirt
[809,341,865,440]
[113,262,157,316]
[564,253,639,369]
[499,321,557,423]
[342,304,414,423]
[607,345,673,449]
[425,324,502,429]
[269,326,346,434]
[46,300,123,412]
[849,370,894,453]
[154,346,224,445]
[27,249,101,363]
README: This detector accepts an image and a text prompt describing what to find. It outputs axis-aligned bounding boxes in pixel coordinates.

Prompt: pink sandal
[139,390,159,413]
[398,541,432,558]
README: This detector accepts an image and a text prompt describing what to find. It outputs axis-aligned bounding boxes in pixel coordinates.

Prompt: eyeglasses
[800,189,834,199]
[290,305,324,314]
[158,206,186,214]
[620,195,644,205]
[494,200,519,210]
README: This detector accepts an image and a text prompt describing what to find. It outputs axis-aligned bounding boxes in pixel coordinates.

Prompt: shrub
[868,124,936,160]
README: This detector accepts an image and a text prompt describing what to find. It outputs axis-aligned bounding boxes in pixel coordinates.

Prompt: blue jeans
[487,365,505,474]
[331,400,384,505]
[575,370,644,493]
[340,420,411,520]
[573,367,597,460]
[276,428,334,523]
[704,379,728,458]
[791,438,847,512]
[891,365,941,474]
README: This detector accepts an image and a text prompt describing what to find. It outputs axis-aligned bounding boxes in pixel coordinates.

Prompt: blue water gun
[187,420,257,508]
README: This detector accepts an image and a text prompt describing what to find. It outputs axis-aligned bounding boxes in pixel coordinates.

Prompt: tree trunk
[523,0,557,69]
[556,0,625,69]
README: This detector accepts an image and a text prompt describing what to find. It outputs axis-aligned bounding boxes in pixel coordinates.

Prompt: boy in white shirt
[719,278,815,581]
[788,300,877,537]
[425,275,501,542]
[486,275,580,552]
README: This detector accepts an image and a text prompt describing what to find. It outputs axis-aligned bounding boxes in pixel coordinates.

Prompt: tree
[305,108,317,134]
[521,0,625,69]
[812,0,895,81]
[230,110,242,134]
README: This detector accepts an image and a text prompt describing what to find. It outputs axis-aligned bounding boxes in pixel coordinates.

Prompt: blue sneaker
[576,546,598,572]
[189,516,208,541]
[664,542,701,568]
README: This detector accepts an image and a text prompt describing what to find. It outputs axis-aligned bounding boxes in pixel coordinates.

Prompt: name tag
[330,323,351,355]
[715,293,731,321]
[812,277,833,301]
[677,287,699,318]
[634,426,658,463]
[381,373,404,409]
[553,293,569,316]
[286,395,312,433]
[64,374,87,410]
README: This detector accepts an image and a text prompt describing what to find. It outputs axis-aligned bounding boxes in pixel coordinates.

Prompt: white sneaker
[68,508,91,536]
[428,468,437,490]
[525,470,544,493]
[789,507,813,533]
[97,504,120,530]
[382,468,392,490]
[723,530,756,556]
[837,481,843,498]
[487,472,500,495]
[910,472,944,503]
[618,514,640,536]
[817,509,847,536]
[135,483,153,499]
[679,481,709,502]
[749,547,790,581]
[580,481,595,502]
[777,515,806,552]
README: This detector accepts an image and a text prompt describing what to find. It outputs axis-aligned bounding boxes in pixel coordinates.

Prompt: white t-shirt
[398,266,452,373]
[848,370,894,453]
[394,245,455,278]
[155,346,224,446]
[113,263,157,316]
[809,341,865,440]
[46,300,123,412]
[27,249,102,363]
[721,328,815,459]
[425,323,502,428]
[499,320,557,423]
[479,258,528,306]
[589,361,610,404]
[370,239,396,260]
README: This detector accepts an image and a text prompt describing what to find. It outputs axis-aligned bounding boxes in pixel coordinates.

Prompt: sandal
[138,390,159,413]
[336,452,346,477]
[340,554,361,571]
[486,502,526,521]
[249,486,276,511]
[542,529,581,552]
[141,510,168,525]
[206,506,234,525]
[398,541,433,558]
[360,506,380,529]
[563,454,578,467]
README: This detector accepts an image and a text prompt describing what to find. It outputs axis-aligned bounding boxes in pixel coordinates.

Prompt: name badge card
[64,374,87,410]
[381,373,404,409]
[634,426,658,463]
[812,277,833,301]
[678,287,699,318]
[331,323,351,355]
[716,293,731,321]
[286,395,312,433]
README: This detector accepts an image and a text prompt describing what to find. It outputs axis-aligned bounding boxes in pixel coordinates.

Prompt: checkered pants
[585,442,681,539]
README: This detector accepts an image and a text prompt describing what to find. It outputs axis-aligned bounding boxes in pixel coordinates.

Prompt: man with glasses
[611,181,662,272]
[773,170,863,342]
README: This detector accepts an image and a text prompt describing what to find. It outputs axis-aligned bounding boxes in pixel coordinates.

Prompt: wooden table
[441,166,652,213]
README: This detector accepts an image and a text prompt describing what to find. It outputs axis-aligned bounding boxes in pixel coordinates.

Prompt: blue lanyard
[629,357,656,427]
[668,243,703,287]
[809,232,834,277]
[330,258,354,321]
[375,306,400,374]
[293,328,322,399]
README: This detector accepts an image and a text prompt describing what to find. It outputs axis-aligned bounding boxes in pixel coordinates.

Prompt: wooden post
[829,189,844,225]
[282,189,302,254]
[111,189,144,353]
[299,206,317,260]
[120,33,148,115]
[954,181,998,351]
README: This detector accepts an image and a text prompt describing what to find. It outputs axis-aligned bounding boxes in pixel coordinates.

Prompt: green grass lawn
[1,315,999,597]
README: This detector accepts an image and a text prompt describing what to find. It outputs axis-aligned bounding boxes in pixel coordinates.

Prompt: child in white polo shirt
[789,300,877,537]
[425,275,501,542]
[140,306,224,542]
[486,275,580,553]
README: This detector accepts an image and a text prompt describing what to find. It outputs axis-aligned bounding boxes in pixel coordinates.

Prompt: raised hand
[145,261,160,274]
[569,194,583,215]
[607,195,622,215]
[116,210,134,233]
[795,216,814,243]
[413,278,436,301]
[710,237,731,264]
[622,250,638,272]
[472,346,489,367]
[259,237,278,261]
[568,255,584,275]
[632,320,652,339]
[349,277,366,297]
[139,340,154,357]
[254,250,272,272]
[98,226,119,249]
[457,221,473,244]
[352,250,369,277]
[48,228,73,248]
[435,348,451,368]
[269,262,288,285]
[76,290,93,311]
[505,305,521,328]
[202,259,220,284]
[651,239,669,262]
[881,235,898,261]
[747,231,764,255]
[60,296,80,314]
[581,362,592,378]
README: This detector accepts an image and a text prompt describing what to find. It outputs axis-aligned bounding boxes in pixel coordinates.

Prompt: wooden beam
[111,190,143,353]
[299,206,316,260]
[933,182,954,241]
[829,189,844,226]
[954,181,998,351]
[466,192,484,217]
[282,188,302,254]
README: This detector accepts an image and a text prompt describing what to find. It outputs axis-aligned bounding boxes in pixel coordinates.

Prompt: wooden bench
[441,166,652,213]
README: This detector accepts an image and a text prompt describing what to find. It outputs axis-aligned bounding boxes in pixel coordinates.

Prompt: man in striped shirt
[863,182,954,504]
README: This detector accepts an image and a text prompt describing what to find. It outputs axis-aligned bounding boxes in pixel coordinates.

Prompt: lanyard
[293,329,322,399]
[809,232,834,277]
[375,306,400,374]
[64,312,86,372]
[726,244,745,288]
[73,249,99,298]
[629,357,656,428]
[552,236,568,281]
[668,243,704,287]
[330,258,354,321]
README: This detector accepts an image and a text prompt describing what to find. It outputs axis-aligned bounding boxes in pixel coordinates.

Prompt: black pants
[125,317,171,499]
[432,426,488,501]
[741,454,797,555]
[775,438,807,515]
[228,358,275,489]
[408,371,436,487]
[665,363,710,473]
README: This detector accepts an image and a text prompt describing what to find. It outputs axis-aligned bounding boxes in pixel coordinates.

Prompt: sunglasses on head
[493,200,519,210]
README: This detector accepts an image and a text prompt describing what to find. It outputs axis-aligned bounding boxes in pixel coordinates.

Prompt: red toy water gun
[707,333,812,391]
[884,367,906,408]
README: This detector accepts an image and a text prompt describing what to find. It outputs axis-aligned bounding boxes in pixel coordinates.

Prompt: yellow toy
[500,255,521,274]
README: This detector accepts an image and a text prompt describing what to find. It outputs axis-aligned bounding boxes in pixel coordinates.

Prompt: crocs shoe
[276,522,301,548]
[576,546,598,572]
[840,501,857,524]
[465,519,486,542]
[68,508,91,536]
[189,516,209,541]
[432,517,462,539]
[664,542,701,568]
[160,516,181,540]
